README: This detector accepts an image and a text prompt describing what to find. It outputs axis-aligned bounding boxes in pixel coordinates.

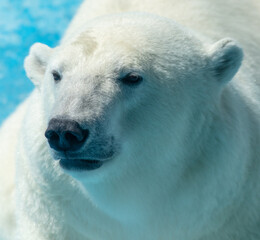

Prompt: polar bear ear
[207,38,243,84]
[24,43,52,87]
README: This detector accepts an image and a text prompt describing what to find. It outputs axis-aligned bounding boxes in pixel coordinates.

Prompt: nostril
[65,132,79,143]
[45,130,59,141]
[61,130,88,151]
[45,130,61,149]
[65,129,88,142]
[52,132,59,141]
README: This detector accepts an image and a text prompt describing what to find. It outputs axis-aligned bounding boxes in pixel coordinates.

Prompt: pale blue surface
[0,0,82,123]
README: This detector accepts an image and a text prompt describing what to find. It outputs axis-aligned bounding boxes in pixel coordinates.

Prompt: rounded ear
[207,38,243,84]
[24,43,52,88]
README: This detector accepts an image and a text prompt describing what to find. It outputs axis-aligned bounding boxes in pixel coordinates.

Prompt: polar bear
[0,0,260,239]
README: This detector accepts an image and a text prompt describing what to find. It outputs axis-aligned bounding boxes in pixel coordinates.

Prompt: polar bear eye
[121,73,143,86]
[52,71,62,82]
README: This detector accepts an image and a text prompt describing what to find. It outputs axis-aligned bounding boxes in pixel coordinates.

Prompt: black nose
[45,118,88,152]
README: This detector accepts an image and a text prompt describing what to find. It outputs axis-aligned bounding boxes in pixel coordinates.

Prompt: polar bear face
[24,14,243,184]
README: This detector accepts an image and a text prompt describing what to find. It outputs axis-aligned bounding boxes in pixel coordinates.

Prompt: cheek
[119,89,178,144]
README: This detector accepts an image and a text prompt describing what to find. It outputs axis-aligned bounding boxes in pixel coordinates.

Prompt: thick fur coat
[0,0,259,239]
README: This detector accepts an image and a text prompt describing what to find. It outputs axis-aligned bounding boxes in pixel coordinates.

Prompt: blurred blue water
[0,0,82,124]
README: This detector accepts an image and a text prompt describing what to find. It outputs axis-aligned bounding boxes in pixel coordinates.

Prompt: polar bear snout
[45,118,89,152]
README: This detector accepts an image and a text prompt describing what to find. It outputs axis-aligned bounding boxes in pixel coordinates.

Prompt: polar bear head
[24,13,243,191]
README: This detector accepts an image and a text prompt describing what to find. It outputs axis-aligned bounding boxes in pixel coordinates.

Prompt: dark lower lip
[59,158,104,171]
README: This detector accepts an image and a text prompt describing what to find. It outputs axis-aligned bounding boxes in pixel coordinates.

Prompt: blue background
[0,0,82,124]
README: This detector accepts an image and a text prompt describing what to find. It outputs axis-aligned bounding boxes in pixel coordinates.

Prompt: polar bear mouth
[59,158,104,171]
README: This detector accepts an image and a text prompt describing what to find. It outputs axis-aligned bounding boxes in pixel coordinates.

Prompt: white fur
[0,0,260,239]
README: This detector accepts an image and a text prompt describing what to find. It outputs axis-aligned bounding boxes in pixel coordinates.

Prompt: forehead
[50,15,204,79]
[51,31,149,76]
